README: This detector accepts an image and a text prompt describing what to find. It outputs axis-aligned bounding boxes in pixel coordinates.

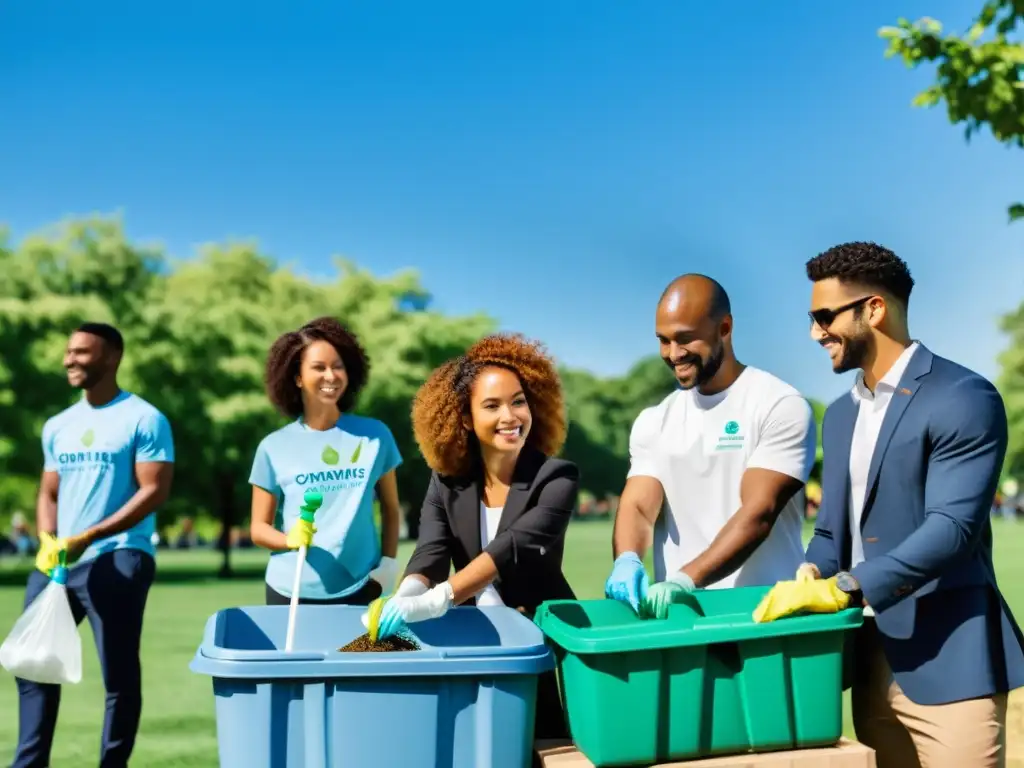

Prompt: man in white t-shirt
[605,274,817,618]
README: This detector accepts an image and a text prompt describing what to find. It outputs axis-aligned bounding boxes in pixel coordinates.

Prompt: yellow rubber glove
[752,567,851,623]
[285,517,316,550]
[35,532,66,576]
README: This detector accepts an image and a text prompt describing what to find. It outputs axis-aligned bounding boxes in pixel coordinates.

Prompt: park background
[1,0,1022,765]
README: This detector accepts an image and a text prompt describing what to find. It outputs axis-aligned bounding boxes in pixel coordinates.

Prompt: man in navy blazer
[800,242,1024,768]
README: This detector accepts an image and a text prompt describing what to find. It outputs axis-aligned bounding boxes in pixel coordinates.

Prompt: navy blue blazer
[805,343,1024,706]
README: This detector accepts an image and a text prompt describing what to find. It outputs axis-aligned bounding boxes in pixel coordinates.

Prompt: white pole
[284,543,307,652]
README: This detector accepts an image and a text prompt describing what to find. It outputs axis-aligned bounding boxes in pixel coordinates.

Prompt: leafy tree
[998,302,1024,481]
[879,1,1024,222]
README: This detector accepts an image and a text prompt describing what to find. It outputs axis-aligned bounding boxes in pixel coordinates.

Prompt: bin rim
[533,598,864,655]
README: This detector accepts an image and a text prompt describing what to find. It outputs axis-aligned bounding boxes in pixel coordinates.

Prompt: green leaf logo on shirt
[81,429,95,447]
[350,439,363,463]
[321,445,340,465]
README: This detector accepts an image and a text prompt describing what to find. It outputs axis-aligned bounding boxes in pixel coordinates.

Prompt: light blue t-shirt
[42,390,175,563]
[249,415,402,600]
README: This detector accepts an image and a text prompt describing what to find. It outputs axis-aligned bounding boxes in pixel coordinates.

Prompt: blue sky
[1,1,1020,404]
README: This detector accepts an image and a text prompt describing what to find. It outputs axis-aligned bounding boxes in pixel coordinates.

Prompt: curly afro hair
[265,316,370,418]
[411,333,567,478]
[806,242,915,307]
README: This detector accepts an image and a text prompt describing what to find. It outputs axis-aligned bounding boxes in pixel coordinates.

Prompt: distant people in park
[605,274,816,619]
[370,332,579,741]
[8,511,37,556]
[248,316,403,607]
[173,516,207,549]
[800,242,1024,768]
[13,322,175,768]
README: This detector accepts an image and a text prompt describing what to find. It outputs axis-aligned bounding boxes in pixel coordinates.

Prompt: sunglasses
[808,295,873,329]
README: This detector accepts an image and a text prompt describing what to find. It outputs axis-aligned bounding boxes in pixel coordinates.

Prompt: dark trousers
[12,549,155,768]
[264,578,382,606]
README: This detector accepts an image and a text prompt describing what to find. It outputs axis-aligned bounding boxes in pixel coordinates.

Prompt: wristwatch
[834,571,863,606]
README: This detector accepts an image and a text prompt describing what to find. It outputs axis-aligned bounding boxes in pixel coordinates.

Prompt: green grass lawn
[1,518,1023,766]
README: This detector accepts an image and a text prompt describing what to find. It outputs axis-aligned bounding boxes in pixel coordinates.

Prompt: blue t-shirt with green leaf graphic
[249,415,402,600]
[42,390,175,563]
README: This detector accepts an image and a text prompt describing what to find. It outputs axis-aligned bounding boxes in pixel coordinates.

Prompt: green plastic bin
[534,586,863,767]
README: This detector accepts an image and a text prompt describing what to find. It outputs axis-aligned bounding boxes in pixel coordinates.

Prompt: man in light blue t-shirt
[250,414,402,603]
[12,322,175,768]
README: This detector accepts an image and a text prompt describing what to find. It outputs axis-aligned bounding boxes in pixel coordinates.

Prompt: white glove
[361,582,454,635]
[369,556,400,594]
[393,575,430,598]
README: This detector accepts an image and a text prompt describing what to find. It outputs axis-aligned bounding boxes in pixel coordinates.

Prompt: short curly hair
[411,333,567,478]
[265,316,370,418]
[806,242,915,307]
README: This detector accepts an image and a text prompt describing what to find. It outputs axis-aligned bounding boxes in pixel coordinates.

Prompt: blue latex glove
[604,552,649,613]
[640,571,696,619]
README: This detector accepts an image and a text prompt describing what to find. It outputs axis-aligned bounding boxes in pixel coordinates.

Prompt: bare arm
[612,475,665,559]
[78,462,174,545]
[680,467,804,587]
[249,486,290,552]
[375,470,401,559]
[36,471,59,535]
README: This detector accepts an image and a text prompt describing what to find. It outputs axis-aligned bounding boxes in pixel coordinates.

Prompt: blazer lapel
[452,477,483,560]
[495,446,544,537]
[861,344,933,524]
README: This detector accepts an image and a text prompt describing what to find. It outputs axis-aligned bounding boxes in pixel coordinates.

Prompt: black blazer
[403,444,579,615]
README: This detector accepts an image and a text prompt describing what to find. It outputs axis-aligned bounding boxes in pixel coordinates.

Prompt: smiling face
[295,339,348,411]
[655,298,728,390]
[468,366,532,458]
[809,277,878,374]
[63,331,117,390]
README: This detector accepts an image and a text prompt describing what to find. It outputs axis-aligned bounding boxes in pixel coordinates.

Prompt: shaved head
[658,274,731,321]
[654,273,736,392]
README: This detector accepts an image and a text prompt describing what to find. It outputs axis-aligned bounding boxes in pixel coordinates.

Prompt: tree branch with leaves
[880,0,1024,222]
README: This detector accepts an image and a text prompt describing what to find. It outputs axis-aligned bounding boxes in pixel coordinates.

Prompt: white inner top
[848,341,919,617]
[477,501,506,606]
[627,366,817,589]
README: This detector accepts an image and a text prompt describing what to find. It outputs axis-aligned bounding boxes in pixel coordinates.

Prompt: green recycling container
[534,586,862,767]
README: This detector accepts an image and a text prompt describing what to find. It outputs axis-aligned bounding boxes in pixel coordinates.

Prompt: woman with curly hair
[248,316,403,607]
[369,332,579,739]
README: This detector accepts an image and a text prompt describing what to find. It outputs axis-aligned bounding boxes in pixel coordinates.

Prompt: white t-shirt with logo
[627,366,815,589]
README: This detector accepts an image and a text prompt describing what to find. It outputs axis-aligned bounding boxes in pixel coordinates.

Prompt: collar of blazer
[450,442,548,561]
[838,342,933,526]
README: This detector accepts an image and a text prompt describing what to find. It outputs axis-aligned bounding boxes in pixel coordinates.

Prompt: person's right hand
[796,563,821,581]
[392,576,430,599]
[35,532,66,576]
[604,552,649,613]
[285,518,316,550]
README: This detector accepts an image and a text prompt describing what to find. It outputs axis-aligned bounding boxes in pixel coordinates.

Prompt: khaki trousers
[852,621,1008,768]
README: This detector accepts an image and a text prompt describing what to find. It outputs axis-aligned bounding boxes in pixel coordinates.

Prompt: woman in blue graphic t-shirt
[248,316,404,606]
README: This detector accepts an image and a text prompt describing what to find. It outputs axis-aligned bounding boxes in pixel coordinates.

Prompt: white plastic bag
[0,567,82,685]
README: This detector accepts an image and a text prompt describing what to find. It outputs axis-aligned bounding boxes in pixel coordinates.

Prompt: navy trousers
[11,549,155,768]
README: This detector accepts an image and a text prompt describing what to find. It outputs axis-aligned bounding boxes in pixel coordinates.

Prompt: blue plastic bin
[189,604,554,768]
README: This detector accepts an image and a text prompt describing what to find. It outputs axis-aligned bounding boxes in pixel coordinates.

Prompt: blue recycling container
[189,604,555,768]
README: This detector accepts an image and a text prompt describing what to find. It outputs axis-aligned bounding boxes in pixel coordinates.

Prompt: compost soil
[339,633,419,653]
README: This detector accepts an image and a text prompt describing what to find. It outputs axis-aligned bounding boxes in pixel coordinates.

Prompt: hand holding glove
[604,552,649,613]
[369,556,400,595]
[752,565,849,623]
[363,581,455,640]
[35,532,65,576]
[35,531,90,576]
[285,517,316,550]
[640,571,696,620]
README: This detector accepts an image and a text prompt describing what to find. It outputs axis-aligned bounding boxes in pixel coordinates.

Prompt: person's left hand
[640,571,696,620]
[368,556,399,595]
[363,582,454,640]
